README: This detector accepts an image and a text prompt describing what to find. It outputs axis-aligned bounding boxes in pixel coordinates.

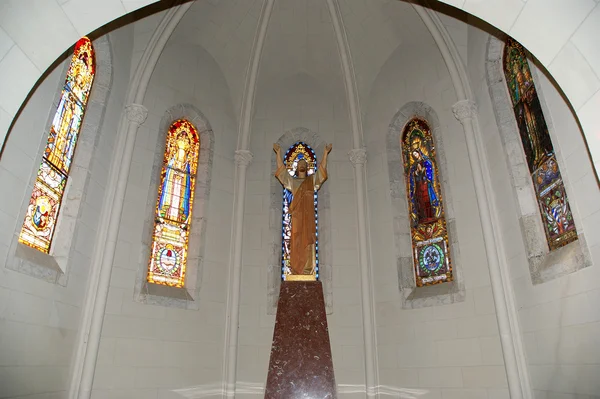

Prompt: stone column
[78,104,148,398]
[452,99,526,399]
[223,149,253,397]
[348,147,377,397]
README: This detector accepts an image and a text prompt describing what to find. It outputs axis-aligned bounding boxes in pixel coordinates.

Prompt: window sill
[401,281,465,309]
[136,281,195,309]
[529,233,592,285]
[8,242,66,285]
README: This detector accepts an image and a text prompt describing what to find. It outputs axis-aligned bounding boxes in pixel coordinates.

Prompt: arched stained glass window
[19,37,95,253]
[402,118,452,287]
[147,119,200,287]
[503,39,577,250]
[281,142,319,281]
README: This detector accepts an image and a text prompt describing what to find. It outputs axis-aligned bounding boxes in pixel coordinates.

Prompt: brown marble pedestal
[265,281,337,399]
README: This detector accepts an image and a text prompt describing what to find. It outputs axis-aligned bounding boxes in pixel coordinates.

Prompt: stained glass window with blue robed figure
[147,119,200,287]
[402,118,453,287]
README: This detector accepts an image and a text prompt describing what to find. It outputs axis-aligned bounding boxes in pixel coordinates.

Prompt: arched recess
[268,127,333,314]
[134,103,214,309]
[387,101,464,308]
[6,35,112,286]
[485,36,591,284]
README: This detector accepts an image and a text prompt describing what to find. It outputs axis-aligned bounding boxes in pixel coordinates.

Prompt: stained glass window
[281,142,319,281]
[402,118,452,287]
[147,120,200,287]
[19,37,95,253]
[504,39,577,250]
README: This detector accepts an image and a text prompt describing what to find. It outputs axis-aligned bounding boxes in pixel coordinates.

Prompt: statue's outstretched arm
[321,143,332,171]
[273,143,284,170]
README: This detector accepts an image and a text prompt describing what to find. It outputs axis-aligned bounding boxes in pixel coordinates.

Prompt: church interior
[1,0,600,398]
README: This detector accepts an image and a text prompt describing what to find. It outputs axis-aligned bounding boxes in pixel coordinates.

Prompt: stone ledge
[136,281,195,309]
[401,281,465,309]
[7,242,66,285]
[530,234,592,285]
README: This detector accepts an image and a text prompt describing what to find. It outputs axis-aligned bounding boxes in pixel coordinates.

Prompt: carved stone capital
[125,103,148,126]
[348,148,367,166]
[452,100,478,123]
[234,150,253,167]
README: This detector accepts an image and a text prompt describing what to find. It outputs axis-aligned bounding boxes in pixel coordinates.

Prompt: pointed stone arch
[134,103,215,309]
[387,101,465,308]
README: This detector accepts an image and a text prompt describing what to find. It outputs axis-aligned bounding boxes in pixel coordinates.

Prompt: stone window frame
[485,36,591,284]
[6,36,112,286]
[387,102,465,309]
[268,127,333,314]
[134,103,214,309]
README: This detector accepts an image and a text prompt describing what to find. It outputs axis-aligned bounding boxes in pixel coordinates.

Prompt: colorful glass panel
[402,118,452,287]
[504,39,577,250]
[19,37,95,253]
[281,142,319,281]
[147,119,200,287]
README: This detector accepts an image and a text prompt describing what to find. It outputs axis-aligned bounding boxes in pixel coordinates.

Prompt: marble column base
[265,281,337,398]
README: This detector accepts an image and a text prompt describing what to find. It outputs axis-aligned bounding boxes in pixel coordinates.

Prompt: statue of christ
[274,142,332,276]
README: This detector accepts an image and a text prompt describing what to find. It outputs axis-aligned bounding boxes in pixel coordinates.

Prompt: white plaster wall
[0,27,130,398]
[91,37,237,398]
[468,25,600,399]
[364,31,509,398]
[236,1,365,396]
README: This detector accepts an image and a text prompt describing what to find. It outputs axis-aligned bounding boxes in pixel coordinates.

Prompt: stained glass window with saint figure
[402,118,452,287]
[19,37,95,253]
[504,39,577,250]
[147,120,200,287]
[281,142,319,281]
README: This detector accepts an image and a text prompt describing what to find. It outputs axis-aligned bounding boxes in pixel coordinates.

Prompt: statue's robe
[275,164,327,275]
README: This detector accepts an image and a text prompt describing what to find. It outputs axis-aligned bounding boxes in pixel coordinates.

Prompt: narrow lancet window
[280,142,320,281]
[402,118,452,286]
[147,119,200,287]
[19,37,95,253]
[503,39,577,250]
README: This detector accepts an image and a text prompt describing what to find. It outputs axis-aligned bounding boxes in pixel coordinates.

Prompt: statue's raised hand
[273,143,281,153]
[325,143,332,153]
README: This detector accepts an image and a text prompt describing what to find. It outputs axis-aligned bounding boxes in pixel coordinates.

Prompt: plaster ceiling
[148,0,454,123]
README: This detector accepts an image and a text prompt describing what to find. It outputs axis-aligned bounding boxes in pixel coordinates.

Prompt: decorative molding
[348,148,367,165]
[124,103,148,125]
[70,4,194,398]
[222,0,275,397]
[326,0,377,396]
[234,149,253,167]
[414,5,531,398]
[452,100,478,123]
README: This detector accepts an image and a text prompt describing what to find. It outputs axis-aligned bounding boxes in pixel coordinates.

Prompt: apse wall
[238,1,364,395]
[468,25,600,398]
[0,26,132,398]
[91,38,237,397]
[362,30,510,397]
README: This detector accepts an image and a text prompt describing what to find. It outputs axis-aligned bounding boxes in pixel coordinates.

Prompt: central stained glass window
[402,118,452,287]
[19,37,95,253]
[281,142,319,281]
[147,119,200,287]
